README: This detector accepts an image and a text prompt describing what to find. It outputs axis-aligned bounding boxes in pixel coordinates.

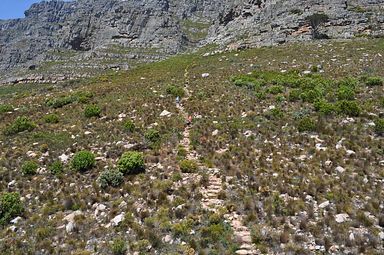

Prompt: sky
[0,0,42,20]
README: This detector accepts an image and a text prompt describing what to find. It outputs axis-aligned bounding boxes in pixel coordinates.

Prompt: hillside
[0,0,383,84]
[0,38,383,254]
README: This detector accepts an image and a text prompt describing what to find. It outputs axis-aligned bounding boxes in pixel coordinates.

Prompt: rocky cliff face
[0,0,383,82]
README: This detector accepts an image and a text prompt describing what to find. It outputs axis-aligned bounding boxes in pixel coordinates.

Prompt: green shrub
[297,117,316,132]
[84,105,101,118]
[110,237,127,255]
[338,77,358,89]
[336,100,361,117]
[49,161,64,175]
[0,104,13,113]
[166,84,185,97]
[4,116,36,136]
[374,118,384,135]
[365,76,383,87]
[117,151,145,175]
[300,89,322,103]
[98,169,124,188]
[267,85,284,95]
[380,97,384,108]
[44,114,60,124]
[288,89,301,102]
[179,160,198,173]
[76,91,94,104]
[337,86,355,100]
[21,161,38,175]
[314,100,335,115]
[144,129,161,144]
[123,120,135,132]
[268,108,284,119]
[71,151,95,172]
[46,96,75,109]
[0,192,23,226]
[232,75,259,90]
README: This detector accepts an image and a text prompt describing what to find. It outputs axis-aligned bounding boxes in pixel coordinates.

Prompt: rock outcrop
[0,0,383,82]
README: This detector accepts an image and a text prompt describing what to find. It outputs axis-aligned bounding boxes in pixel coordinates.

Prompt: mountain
[0,0,383,83]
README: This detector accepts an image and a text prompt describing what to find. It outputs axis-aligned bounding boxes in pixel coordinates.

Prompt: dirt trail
[176,66,258,254]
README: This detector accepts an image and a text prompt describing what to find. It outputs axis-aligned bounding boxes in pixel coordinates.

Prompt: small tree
[306,13,329,39]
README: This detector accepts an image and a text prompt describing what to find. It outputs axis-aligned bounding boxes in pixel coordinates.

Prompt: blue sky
[0,0,42,20]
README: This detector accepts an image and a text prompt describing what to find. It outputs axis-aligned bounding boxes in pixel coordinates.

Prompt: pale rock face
[0,0,383,83]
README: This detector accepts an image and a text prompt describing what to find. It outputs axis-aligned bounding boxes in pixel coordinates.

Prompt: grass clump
[179,160,198,173]
[71,151,95,172]
[144,129,161,144]
[44,114,60,124]
[21,160,39,175]
[97,169,124,188]
[337,86,355,100]
[4,116,36,135]
[123,120,135,132]
[110,237,127,255]
[49,161,64,175]
[365,76,383,87]
[0,104,13,113]
[0,192,23,226]
[117,151,145,175]
[374,118,384,135]
[166,84,185,98]
[314,100,335,115]
[297,117,316,132]
[84,104,101,118]
[46,96,75,109]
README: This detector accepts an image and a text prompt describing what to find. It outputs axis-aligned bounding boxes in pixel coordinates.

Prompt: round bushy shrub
[49,160,64,175]
[84,105,101,118]
[0,104,13,114]
[123,120,135,132]
[297,117,316,132]
[337,86,355,100]
[110,237,127,255]
[21,161,38,175]
[314,100,335,115]
[4,116,36,136]
[288,89,301,102]
[374,118,384,135]
[179,160,198,173]
[117,151,145,175]
[144,129,160,144]
[71,151,95,171]
[44,114,60,124]
[0,192,23,226]
[97,169,124,189]
[166,84,185,98]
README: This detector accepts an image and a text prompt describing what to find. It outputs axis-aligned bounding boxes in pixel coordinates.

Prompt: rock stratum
[0,0,383,83]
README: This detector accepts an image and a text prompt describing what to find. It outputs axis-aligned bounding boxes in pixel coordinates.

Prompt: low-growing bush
[337,86,355,100]
[71,151,95,172]
[365,76,383,87]
[166,84,185,98]
[374,118,384,135]
[300,89,323,103]
[0,104,13,113]
[144,129,161,144]
[117,151,145,175]
[84,105,101,118]
[4,116,36,135]
[44,114,59,124]
[98,169,124,188]
[21,160,38,175]
[336,100,361,117]
[46,96,75,109]
[314,100,335,115]
[49,160,64,175]
[0,192,23,226]
[110,237,127,255]
[76,91,94,104]
[124,120,135,132]
[338,77,358,89]
[288,89,301,102]
[267,85,284,95]
[297,117,316,132]
[179,160,198,173]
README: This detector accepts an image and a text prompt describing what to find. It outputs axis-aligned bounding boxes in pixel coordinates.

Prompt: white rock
[8,180,16,188]
[163,235,173,243]
[27,151,37,158]
[201,73,210,78]
[111,213,125,227]
[379,232,384,239]
[335,166,345,173]
[84,131,92,135]
[97,204,106,211]
[64,210,82,223]
[212,129,219,136]
[335,213,349,223]
[349,232,355,241]
[10,216,23,224]
[319,201,330,209]
[303,70,311,74]
[59,154,69,163]
[66,222,76,233]
[8,226,17,232]
[346,150,355,156]
[160,110,172,117]
[324,160,332,168]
